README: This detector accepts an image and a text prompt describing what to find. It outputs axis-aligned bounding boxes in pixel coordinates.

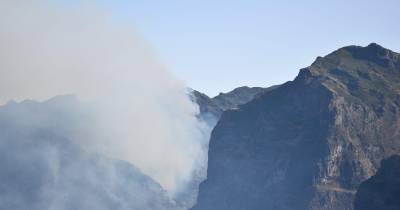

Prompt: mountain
[192,43,400,210]
[0,96,179,210]
[354,155,400,210]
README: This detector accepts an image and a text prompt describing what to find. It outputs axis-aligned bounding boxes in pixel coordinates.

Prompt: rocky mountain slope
[0,96,179,210]
[192,43,400,210]
[212,86,277,111]
[192,86,275,125]
[354,155,400,210]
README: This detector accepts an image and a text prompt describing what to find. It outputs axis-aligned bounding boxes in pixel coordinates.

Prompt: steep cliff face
[192,43,400,210]
[354,155,400,210]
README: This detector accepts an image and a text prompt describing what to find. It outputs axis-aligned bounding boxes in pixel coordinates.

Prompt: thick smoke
[0,0,209,196]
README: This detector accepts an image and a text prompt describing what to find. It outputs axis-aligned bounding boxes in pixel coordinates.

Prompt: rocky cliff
[354,155,400,210]
[192,43,400,210]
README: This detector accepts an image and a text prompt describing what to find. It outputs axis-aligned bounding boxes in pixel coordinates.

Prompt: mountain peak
[344,43,397,64]
[310,43,399,68]
[337,43,390,54]
[296,43,400,109]
[366,42,385,49]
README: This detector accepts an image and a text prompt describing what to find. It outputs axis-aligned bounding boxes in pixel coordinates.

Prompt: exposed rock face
[354,155,400,210]
[192,43,400,210]
[0,96,178,210]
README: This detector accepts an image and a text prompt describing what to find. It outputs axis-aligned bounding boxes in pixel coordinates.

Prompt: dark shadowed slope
[192,43,400,210]
[354,155,400,210]
[0,96,179,210]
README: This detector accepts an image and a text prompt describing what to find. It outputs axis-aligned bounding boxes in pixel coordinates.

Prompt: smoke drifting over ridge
[0,0,209,194]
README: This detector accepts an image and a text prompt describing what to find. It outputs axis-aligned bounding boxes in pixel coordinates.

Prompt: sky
[99,0,399,96]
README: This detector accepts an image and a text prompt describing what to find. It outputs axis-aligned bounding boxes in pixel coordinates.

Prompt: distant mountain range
[192,43,400,210]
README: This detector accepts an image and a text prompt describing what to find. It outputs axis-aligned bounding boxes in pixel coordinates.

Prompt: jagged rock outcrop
[354,155,400,210]
[0,96,179,210]
[192,43,400,210]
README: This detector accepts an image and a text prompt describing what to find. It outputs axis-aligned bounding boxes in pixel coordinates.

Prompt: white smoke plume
[0,0,209,196]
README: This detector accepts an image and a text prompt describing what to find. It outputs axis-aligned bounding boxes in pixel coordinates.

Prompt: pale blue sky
[104,1,399,96]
